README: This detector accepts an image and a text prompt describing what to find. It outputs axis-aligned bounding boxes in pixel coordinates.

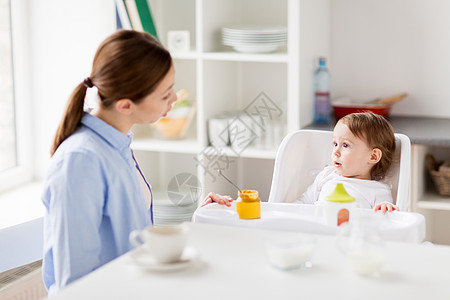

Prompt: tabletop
[50,222,450,300]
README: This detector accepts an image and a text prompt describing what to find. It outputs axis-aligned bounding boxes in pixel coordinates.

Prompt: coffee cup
[129,224,189,263]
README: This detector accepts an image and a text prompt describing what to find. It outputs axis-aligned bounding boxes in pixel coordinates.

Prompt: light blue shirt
[42,113,153,295]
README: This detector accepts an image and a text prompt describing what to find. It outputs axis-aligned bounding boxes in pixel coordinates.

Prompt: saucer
[130,247,199,271]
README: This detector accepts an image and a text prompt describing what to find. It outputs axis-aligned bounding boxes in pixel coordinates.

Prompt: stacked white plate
[152,192,198,225]
[222,25,287,54]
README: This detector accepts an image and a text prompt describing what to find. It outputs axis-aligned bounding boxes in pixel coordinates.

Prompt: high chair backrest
[267,129,411,211]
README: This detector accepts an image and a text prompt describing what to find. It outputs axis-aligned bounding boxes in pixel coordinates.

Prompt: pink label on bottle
[315,91,330,101]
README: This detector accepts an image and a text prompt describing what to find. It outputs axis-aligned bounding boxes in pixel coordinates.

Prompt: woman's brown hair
[339,112,396,180]
[51,30,172,156]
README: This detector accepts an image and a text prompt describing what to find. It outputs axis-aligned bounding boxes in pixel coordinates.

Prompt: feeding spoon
[217,169,241,192]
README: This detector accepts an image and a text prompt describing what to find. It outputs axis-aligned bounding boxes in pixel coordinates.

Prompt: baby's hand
[374,202,399,213]
[201,192,233,207]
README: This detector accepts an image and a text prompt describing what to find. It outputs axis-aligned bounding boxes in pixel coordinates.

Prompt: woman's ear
[369,148,382,164]
[114,98,133,115]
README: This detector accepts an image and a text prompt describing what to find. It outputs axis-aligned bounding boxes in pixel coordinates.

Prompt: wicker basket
[426,154,450,196]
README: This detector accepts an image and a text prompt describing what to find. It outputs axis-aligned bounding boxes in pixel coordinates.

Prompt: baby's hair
[338,112,396,180]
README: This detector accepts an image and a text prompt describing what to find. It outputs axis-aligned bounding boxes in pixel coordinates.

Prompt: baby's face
[331,122,375,180]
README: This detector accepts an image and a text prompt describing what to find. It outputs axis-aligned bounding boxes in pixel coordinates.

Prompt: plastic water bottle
[313,57,331,123]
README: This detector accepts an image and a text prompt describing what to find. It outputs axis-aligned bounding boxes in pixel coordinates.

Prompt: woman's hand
[200,192,233,207]
[373,202,399,213]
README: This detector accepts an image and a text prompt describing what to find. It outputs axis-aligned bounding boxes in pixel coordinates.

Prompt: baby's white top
[296,166,393,208]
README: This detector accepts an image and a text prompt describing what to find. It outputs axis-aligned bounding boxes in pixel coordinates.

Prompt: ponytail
[50,30,172,156]
[50,82,87,156]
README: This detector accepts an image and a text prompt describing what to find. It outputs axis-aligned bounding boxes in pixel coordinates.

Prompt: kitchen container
[332,102,391,119]
[236,190,261,219]
[208,116,230,147]
[426,154,450,196]
[153,90,196,139]
[331,93,407,119]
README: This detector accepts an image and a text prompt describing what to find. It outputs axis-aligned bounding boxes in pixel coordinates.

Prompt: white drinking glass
[338,215,385,276]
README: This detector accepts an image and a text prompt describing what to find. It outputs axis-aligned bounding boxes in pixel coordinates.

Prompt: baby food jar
[236,190,261,219]
[323,183,356,226]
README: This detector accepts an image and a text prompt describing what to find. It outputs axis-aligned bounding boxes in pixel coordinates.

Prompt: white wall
[28,0,450,178]
[29,0,116,179]
[331,0,450,118]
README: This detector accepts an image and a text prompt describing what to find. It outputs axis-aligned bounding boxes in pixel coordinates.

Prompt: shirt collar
[81,112,133,150]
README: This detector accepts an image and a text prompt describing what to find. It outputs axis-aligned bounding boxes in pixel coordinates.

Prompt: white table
[50,222,450,300]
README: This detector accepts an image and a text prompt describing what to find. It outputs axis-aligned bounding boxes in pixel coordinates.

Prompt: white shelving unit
[131,0,330,212]
[411,144,450,244]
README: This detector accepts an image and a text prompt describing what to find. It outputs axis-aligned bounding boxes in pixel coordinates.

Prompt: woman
[42,30,230,295]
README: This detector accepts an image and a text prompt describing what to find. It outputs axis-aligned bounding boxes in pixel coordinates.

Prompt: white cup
[208,117,230,147]
[129,224,189,263]
[315,201,357,226]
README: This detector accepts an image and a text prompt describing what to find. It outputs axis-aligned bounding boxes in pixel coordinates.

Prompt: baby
[296,112,399,213]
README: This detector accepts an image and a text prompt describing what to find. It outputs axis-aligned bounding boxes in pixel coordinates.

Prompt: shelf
[202,146,277,160]
[171,51,198,60]
[201,51,288,63]
[131,139,278,159]
[172,51,289,63]
[132,0,322,208]
[131,138,201,154]
[417,192,450,210]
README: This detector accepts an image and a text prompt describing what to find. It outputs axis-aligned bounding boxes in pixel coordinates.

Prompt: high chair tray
[193,202,425,244]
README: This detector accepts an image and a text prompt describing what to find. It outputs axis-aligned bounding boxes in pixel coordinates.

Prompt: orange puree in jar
[238,190,260,202]
[236,190,261,219]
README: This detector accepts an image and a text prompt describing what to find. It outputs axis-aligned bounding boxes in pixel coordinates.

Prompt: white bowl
[265,235,315,270]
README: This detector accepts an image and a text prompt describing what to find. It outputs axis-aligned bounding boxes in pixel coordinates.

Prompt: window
[0,0,16,173]
[0,0,32,193]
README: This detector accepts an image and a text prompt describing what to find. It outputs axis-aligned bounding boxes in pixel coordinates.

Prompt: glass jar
[236,190,261,219]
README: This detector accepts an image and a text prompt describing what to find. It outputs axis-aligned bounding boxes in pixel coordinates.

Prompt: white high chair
[267,130,411,211]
